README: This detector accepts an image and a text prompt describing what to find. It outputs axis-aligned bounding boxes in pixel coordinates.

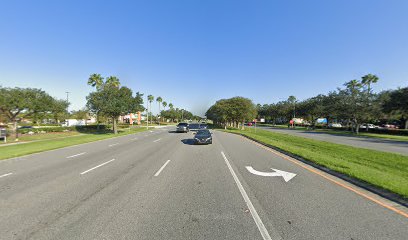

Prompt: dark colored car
[193,129,212,145]
[176,122,189,132]
[188,123,200,131]
[18,126,33,129]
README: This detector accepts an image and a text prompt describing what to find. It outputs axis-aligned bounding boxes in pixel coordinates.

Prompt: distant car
[245,122,253,126]
[193,129,212,145]
[199,124,208,130]
[18,126,33,129]
[176,123,189,132]
[188,123,201,131]
[359,124,376,129]
[328,123,342,128]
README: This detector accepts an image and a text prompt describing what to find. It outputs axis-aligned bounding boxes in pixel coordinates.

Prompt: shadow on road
[181,139,196,145]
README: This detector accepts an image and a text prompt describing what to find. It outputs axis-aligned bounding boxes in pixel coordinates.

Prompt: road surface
[256,126,408,156]
[0,126,407,239]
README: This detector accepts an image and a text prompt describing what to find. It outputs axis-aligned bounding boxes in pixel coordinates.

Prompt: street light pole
[65,92,70,113]
[146,96,149,129]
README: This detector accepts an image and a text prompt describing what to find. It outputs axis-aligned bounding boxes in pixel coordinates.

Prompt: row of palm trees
[147,94,174,124]
[88,73,177,125]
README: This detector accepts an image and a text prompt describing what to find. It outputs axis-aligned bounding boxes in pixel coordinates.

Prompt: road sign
[245,166,296,182]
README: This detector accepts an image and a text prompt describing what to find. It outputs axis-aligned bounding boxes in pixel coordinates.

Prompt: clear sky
[1,0,407,116]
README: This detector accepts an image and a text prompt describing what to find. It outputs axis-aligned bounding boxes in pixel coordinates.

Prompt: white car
[360,124,376,129]
[328,123,342,128]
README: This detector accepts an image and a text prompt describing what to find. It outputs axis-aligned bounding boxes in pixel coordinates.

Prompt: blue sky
[1,0,407,116]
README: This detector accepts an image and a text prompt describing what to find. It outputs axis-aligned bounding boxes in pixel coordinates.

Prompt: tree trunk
[113,117,118,134]
[14,120,18,140]
[355,120,359,134]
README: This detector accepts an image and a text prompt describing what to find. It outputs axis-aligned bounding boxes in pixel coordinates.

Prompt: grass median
[225,128,408,198]
[0,127,148,160]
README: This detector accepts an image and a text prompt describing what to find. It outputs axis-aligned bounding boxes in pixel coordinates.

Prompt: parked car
[176,122,189,133]
[328,123,342,128]
[193,129,212,145]
[18,126,33,129]
[359,124,376,129]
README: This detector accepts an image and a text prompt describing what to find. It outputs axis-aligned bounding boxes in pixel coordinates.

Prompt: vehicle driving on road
[193,129,212,145]
[176,122,189,132]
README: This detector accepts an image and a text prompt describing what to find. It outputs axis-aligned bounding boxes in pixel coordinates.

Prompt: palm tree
[147,95,154,123]
[87,73,104,90]
[105,76,120,88]
[361,74,379,131]
[361,74,379,95]
[169,103,174,109]
[162,101,167,110]
[87,73,104,130]
[156,96,162,125]
[287,95,297,118]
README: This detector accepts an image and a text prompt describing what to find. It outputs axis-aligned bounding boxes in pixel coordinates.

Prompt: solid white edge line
[154,160,171,177]
[153,138,161,143]
[80,159,116,175]
[0,172,13,178]
[108,143,119,147]
[66,152,86,158]
[221,151,274,240]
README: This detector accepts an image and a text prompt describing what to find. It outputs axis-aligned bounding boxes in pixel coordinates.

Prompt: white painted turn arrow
[245,166,297,182]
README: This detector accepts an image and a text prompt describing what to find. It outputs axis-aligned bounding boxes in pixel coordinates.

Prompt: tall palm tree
[105,76,120,88]
[361,74,379,131]
[169,103,174,109]
[344,79,362,94]
[156,96,162,125]
[87,73,104,90]
[147,95,154,123]
[361,74,379,95]
[287,95,297,118]
[162,101,167,110]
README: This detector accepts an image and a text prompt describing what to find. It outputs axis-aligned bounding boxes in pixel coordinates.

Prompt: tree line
[256,74,408,133]
[0,73,195,136]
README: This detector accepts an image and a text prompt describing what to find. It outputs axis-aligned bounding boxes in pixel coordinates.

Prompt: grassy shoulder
[0,127,148,160]
[224,128,408,198]
[257,124,408,142]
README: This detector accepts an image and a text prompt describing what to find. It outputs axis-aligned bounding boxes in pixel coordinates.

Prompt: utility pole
[65,92,70,113]
[146,96,149,129]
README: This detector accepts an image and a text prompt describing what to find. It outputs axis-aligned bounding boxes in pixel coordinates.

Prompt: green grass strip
[0,127,148,160]
[225,128,408,198]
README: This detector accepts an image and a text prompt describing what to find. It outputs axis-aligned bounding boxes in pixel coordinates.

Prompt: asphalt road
[255,126,408,156]
[0,126,407,239]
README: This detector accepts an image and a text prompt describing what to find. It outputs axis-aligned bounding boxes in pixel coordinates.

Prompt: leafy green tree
[0,87,55,138]
[206,97,257,128]
[87,85,144,134]
[383,87,408,129]
[51,99,69,123]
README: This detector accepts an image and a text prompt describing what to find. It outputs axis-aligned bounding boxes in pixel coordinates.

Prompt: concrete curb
[226,131,408,208]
